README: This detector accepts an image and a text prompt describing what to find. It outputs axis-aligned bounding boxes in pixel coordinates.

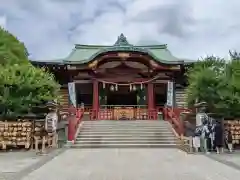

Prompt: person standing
[211,122,216,151]
[206,122,213,152]
[214,120,224,154]
[225,129,233,153]
[193,125,202,152]
[184,121,197,152]
[201,121,211,153]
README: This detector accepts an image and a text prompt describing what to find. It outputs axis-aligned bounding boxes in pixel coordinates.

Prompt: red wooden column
[147,83,154,110]
[92,80,99,118]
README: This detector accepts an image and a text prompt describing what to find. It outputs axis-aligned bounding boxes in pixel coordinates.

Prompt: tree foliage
[0,27,29,66]
[0,27,60,117]
[185,53,240,118]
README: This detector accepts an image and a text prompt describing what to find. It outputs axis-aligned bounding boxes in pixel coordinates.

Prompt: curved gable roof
[31,34,194,65]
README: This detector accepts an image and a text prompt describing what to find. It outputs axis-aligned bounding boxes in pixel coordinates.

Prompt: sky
[0,0,240,60]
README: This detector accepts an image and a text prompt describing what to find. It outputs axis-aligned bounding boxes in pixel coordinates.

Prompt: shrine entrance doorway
[106,86,137,106]
[98,84,147,120]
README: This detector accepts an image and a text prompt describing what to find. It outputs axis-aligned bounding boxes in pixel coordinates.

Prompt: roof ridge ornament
[114,33,132,46]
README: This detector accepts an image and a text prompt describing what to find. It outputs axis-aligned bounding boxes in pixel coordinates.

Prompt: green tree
[0,27,29,65]
[185,53,240,118]
[219,52,240,117]
[185,56,225,107]
[0,27,60,117]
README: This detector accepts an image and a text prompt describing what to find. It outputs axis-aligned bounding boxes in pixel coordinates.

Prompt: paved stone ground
[0,149,65,180]
[208,152,240,171]
[0,151,41,180]
[16,148,240,180]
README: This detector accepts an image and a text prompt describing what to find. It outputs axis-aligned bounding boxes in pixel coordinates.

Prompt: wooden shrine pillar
[92,80,99,113]
[147,83,154,110]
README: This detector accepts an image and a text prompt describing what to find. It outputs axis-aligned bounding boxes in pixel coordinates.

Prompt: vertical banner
[68,82,77,107]
[137,88,146,105]
[167,81,174,107]
[99,86,106,106]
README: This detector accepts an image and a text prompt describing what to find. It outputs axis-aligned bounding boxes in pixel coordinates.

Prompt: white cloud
[0,0,240,60]
[0,15,6,29]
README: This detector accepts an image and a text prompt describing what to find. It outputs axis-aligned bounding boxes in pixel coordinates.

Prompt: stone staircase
[175,88,187,108]
[72,120,178,148]
[59,88,69,113]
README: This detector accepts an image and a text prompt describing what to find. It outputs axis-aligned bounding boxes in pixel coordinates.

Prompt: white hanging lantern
[129,84,132,91]
[115,84,118,91]
[132,85,137,91]
[103,82,106,89]
[110,85,115,91]
[140,83,143,90]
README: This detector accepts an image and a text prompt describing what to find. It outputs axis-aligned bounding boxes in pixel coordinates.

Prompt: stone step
[82,123,169,125]
[80,129,172,133]
[83,120,168,123]
[73,120,177,149]
[82,124,171,127]
[76,137,177,141]
[83,120,169,123]
[77,134,176,138]
[83,124,171,128]
[81,127,172,132]
[75,140,177,144]
[80,130,173,134]
[71,143,178,148]
[176,93,186,95]
[78,131,175,135]
[175,91,185,93]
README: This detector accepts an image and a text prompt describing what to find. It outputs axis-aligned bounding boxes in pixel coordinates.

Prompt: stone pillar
[92,80,99,112]
[147,83,154,110]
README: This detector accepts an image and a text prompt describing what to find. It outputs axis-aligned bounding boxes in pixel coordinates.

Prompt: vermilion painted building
[31,34,193,120]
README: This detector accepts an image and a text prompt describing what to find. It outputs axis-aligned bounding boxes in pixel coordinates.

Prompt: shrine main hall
[31,34,193,120]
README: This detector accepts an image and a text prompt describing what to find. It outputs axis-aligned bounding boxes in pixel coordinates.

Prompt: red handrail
[164,107,192,135]
[67,107,84,142]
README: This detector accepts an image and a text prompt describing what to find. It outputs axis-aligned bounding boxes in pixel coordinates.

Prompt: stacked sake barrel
[0,120,33,150]
[224,120,240,145]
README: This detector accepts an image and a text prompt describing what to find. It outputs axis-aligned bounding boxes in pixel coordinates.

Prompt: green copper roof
[62,34,184,64]
[33,34,193,65]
